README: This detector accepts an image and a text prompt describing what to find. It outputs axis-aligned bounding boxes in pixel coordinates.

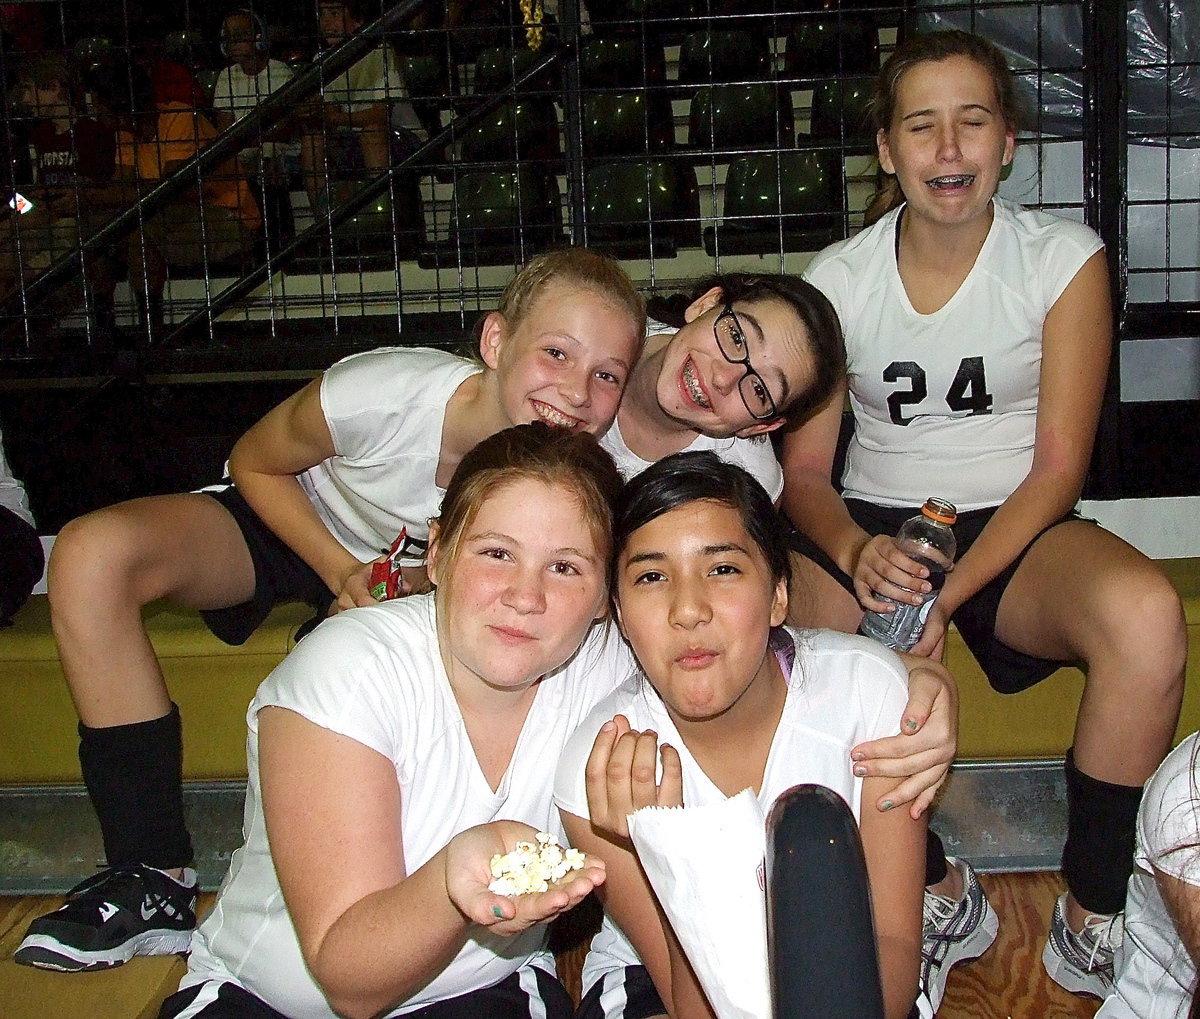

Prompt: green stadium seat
[704,150,845,255]
[582,90,675,158]
[688,83,795,153]
[677,29,770,86]
[581,35,666,89]
[785,16,880,78]
[809,75,875,149]
[457,98,561,164]
[585,159,701,257]
[473,45,557,95]
[418,165,563,268]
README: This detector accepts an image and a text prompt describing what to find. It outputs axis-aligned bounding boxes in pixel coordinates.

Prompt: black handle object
[765,784,885,1019]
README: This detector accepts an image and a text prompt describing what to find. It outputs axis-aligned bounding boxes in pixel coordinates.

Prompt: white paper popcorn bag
[627,788,771,1019]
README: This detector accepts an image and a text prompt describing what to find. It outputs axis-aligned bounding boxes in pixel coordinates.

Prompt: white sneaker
[1042,893,1123,999]
[921,857,1000,1012]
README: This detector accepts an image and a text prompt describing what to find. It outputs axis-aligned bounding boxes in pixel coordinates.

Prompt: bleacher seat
[582,90,675,158]
[785,15,880,78]
[676,29,770,86]
[457,97,561,164]
[809,75,875,149]
[585,159,701,258]
[704,149,844,255]
[418,165,562,269]
[688,83,795,153]
[473,45,557,96]
[580,34,666,89]
[396,49,456,138]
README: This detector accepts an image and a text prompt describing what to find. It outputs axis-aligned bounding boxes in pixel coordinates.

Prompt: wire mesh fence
[2,0,1171,372]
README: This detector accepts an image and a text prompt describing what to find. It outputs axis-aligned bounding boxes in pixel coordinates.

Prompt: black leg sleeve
[925,827,949,886]
[1062,747,1144,915]
[78,704,193,869]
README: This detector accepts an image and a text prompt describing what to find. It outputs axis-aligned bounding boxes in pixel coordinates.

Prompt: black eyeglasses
[713,302,778,421]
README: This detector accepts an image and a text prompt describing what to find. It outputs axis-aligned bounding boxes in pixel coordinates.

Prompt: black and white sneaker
[920,857,999,1012]
[13,864,197,972]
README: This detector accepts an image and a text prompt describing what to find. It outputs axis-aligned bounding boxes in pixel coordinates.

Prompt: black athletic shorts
[575,965,667,1019]
[160,966,574,1019]
[789,499,1088,694]
[198,484,334,646]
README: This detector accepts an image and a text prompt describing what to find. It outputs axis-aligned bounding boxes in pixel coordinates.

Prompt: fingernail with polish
[905,719,919,732]
[492,906,504,918]
[881,801,893,811]
[853,765,867,778]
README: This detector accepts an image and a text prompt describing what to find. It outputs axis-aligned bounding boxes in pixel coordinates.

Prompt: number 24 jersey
[804,196,1103,511]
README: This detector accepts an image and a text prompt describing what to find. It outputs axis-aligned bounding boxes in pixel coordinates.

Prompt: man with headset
[212,8,299,250]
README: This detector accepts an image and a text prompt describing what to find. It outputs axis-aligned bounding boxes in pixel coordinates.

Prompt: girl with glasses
[599,274,842,506]
[605,272,957,822]
[780,29,1187,1009]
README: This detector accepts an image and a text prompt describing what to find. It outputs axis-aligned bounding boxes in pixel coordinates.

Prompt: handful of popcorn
[488,831,586,896]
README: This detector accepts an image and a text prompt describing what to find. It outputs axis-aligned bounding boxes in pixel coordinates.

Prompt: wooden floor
[1,872,1100,1019]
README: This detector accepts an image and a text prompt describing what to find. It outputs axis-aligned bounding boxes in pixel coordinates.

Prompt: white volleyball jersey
[804,198,1103,511]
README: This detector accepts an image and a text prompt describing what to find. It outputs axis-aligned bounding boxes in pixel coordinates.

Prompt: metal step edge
[0,759,1067,894]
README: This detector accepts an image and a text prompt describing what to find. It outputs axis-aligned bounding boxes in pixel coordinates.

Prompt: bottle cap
[921,497,957,525]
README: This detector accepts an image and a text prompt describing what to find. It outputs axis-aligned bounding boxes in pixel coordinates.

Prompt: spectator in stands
[297,0,425,217]
[0,54,118,334]
[212,8,300,249]
[0,423,42,624]
[1098,732,1200,1018]
[109,66,260,334]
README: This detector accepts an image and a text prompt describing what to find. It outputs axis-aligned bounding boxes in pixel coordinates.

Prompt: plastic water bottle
[858,497,957,652]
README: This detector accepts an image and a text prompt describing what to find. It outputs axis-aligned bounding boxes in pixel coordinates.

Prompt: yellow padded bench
[950,557,1200,759]
[0,598,313,785]
[1,558,1197,785]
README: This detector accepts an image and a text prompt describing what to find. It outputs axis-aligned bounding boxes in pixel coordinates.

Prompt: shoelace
[1078,911,1124,972]
[923,892,961,927]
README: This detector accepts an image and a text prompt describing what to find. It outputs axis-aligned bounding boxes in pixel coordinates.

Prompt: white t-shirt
[211,60,298,160]
[182,594,636,1017]
[1098,732,1200,1019]
[0,427,33,528]
[803,197,1104,511]
[321,44,425,139]
[598,319,786,502]
[554,626,909,991]
[297,346,481,564]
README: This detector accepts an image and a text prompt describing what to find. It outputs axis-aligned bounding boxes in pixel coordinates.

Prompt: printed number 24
[885,356,993,425]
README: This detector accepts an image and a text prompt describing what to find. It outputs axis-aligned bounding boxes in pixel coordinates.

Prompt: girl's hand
[331,561,385,615]
[853,535,932,613]
[585,715,683,839]
[850,658,958,819]
[908,601,950,659]
[446,821,606,937]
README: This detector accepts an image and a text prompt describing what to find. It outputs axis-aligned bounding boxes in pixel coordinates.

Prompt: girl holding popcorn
[160,424,625,1019]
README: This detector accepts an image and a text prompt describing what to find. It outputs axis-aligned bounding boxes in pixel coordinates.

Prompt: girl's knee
[48,509,154,609]
[1087,566,1187,683]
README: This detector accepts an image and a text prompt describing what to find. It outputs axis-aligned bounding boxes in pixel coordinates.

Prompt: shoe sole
[1040,938,1108,1000]
[13,929,194,972]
